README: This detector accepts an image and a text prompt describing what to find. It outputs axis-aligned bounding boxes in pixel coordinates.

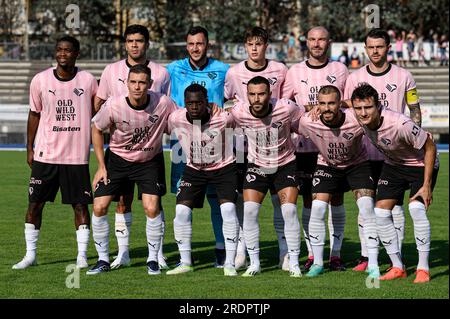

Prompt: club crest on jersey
[381,137,392,146]
[271,121,282,129]
[386,84,397,92]
[148,114,159,123]
[342,132,354,140]
[326,75,336,84]
[73,88,84,96]
[207,72,218,80]
[312,178,320,186]
[267,77,278,85]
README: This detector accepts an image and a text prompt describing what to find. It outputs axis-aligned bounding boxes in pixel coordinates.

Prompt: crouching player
[351,83,438,283]
[166,84,240,276]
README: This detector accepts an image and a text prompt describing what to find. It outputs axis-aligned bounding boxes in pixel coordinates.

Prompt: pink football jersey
[224,60,288,101]
[96,59,170,100]
[299,108,367,168]
[92,91,177,162]
[282,60,349,153]
[361,109,428,167]
[344,63,418,161]
[230,98,304,169]
[29,67,98,164]
[167,109,235,171]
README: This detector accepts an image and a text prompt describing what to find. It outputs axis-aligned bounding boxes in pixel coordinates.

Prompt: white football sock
[375,207,402,268]
[115,212,132,258]
[272,195,288,259]
[92,215,110,263]
[76,224,90,259]
[158,210,166,260]
[235,193,246,256]
[174,204,192,265]
[302,207,313,257]
[24,223,39,260]
[146,214,163,262]
[281,203,300,268]
[243,201,261,267]
[358,213,368,257]
[409,201,431,271]
[392,205,405,254]
[328,204,346,258]
[309,200,328,266]
[220,202,239,267]
[357,197,379,267]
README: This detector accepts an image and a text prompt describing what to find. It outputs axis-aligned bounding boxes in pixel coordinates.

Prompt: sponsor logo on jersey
[73,88,84,96]
[301,79,308,85]
[48,89,56,96]
[118,78,126,84]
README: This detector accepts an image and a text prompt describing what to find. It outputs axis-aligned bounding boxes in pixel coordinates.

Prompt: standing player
[12,36,97,270]
[87,65,177,275]
[94,24,171,270]
[166,26,230,267]
[166,84,239,276]
[299,86,379,278]
[351,83,438,283]
[224,26,290,271]
[282,26,349,271]
[230,76,303,278]
[344,28,422,271]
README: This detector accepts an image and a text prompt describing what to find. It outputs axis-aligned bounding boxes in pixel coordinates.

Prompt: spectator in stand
[395,32,406,67]
[298,31,308,61]
[439,35,449,66]
[432,32,440,61]
[287,32,296,61]
[338,45,350,66]
[407,30,417,65]
[350,47,360,68]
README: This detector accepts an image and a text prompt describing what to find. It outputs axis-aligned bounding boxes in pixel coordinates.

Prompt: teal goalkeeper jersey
[166,58,229,107]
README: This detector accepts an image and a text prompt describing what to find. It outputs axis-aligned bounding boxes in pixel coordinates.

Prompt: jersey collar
[125,94,150,110]
[188,58,209,71]
[125,59,150,68]
[186,110,211,125]
[53,67,78,82]
[366,63,392,77]
[306,59,329,69]
[245,59,269,72]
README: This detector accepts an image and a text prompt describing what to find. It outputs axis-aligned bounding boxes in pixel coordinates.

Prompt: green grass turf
[0,151,448,299]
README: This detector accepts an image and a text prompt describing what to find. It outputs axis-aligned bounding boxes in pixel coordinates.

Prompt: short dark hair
[124,24,149,43]
[184,83,208,100]
[350,83,380,107]
[186,26,209,43]
[247,76,270,90]
[56,36,80,52]
[244,26,269,44]
[128,64,151,82]
[365,28,390,46]
[318,85,341,101]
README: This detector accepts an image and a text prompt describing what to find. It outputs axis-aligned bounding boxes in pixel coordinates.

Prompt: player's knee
[93,201,108,216]
[143,204,159,218]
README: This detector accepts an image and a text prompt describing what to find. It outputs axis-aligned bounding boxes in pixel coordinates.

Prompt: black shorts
[105,147,135,200]
[243,161,298,194]
[312,162,375,194]
[176,163,238,208]
[295,152,318,195]
[376,164,439,203]
[28,161,92,205]
[94,151,164,198]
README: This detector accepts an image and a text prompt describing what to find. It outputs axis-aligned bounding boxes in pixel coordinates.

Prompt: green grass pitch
[0,151,448,299]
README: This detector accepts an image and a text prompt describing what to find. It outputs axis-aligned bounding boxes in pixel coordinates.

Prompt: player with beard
[166,26,230,268]
[344,29,422,271]
[282,26,349,272]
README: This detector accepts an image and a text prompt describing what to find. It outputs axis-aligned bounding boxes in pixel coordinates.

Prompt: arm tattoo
[353,188,375,200]
[408,104,422,127]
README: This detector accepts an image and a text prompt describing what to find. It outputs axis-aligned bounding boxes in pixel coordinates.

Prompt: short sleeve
[398,118,428,150]
[29,74,42,113]
[92,100,113,131]
[96,65,111,101]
